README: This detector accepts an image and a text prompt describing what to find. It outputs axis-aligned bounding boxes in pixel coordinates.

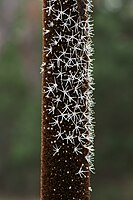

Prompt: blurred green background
[0,0,133,199]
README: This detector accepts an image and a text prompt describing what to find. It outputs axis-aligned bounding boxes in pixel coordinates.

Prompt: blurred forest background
[0,0,133,199]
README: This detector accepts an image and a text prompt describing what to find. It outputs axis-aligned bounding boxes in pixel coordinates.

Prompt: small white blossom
[54,129,65,140]
[76,164,89,178]
[53,144,61,156]
[73,144,82,155]
[47,103,56,114]
[64,132,76,144]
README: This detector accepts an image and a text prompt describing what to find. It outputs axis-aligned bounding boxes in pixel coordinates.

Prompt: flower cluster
[42,0,95,181]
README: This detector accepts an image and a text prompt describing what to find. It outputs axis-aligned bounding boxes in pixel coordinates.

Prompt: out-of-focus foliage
[92,0,133,199]
[0,0,41,198]
[0,0,133,199]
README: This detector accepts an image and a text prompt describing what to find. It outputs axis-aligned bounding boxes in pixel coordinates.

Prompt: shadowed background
[0,0,133,199]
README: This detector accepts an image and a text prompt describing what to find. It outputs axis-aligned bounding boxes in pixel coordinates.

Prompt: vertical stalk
[40,0,95,199]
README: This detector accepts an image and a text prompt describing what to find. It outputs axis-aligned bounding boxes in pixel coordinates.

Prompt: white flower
[49,117,60,128]
[47,103,56,114]
[64,131,76,144]
[73,144,82,155]
[53,0,68,21]
[53,144,61,156]
[53,96,62,107]
[75,164,89,178]
[54,128,65,140]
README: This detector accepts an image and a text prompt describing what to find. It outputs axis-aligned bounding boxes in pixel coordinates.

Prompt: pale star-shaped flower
[64,131,76,144]
[58,85,73,101]
[44,83,56,96]
[53,95,62,107]
[73,144,82,155]
[45,0,55,16]
[54,128,65,140]
[53,1,68,21]
[50,117,60,128]
[47,103,56,114]
[75,164,89,178]
[53,144,61,156]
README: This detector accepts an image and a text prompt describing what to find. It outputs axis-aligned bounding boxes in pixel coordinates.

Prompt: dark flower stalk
[40,0,95,199]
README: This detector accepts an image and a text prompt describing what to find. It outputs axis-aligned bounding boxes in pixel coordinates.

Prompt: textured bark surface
[40,0,94,200]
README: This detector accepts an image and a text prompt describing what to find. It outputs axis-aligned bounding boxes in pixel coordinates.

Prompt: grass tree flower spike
[40,0,95,199]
